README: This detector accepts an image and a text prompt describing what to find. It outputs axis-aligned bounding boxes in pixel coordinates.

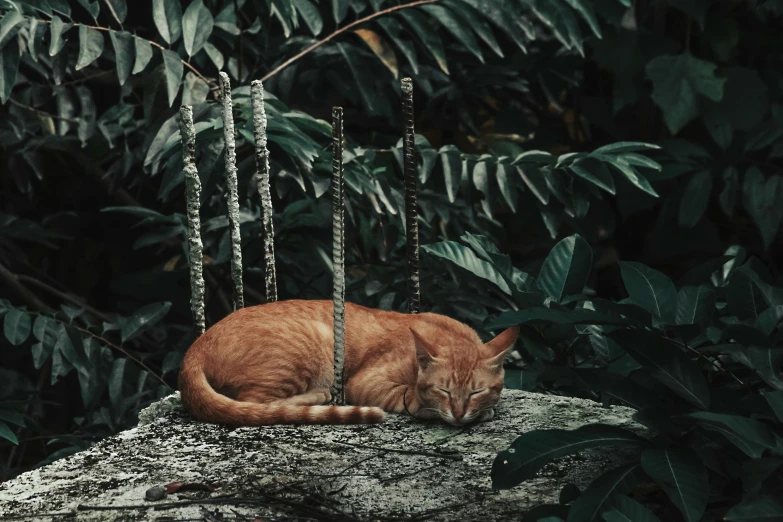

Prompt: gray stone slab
[0,390,643,521]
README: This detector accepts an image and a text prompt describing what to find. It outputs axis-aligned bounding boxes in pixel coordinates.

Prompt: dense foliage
[1,0,782,520]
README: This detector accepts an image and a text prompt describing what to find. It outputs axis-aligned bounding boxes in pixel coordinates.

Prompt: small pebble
[145,485,167,501]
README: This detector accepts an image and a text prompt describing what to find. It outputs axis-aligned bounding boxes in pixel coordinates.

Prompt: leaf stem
[260,0,439,83]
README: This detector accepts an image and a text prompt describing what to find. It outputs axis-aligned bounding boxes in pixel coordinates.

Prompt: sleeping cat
[178,299,518,426]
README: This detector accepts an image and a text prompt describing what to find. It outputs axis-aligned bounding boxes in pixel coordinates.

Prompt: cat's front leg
[476,408,495,422]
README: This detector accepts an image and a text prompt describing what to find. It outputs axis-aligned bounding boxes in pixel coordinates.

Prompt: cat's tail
[178,364,386,425]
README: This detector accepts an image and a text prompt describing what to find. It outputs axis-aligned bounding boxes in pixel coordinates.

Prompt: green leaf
[48,15,70,56]
[0,37,19,104]
[153,0,183,44]
[295,0,322,35]
[132,36,152,74]
[3,309,30,346]
[492,424,647,490]
[563,0,601,38]
[439,145,462,203]
[741,458,783,499]
[332,0,350,23]
[743,168,783,250]
[725,496,783,522]
[161,49,183,107]
[763,390,783,422]
[109,31,133,85]
[0,409,24,427]
[678,170,712,228]
[646,53,726,134]
[618,261,677,323]
[537,234,593,302]
[677,255,733,287]
[0,10,24,51]
[203,41,224,71]
[421,4,483,62]
[337,42,376,113]
[640,448,708,522]
[720,166,739,216]
[567,463,645,522]
[592,142,661,155]
[570,158,615,194]
[750,347,783,391]
[423,241,511,294]
[182,0,214,57]
[727,266,770,320]
[610,330,710,409]
[182,71,209,105]
[76,25,104,70]
[675,286,715,327]
[706,67,768,132]
[517,166,550,205]
[683,412,777,449]
[104,0,127,25]
[603,494,662,522]
[119,302,172,342]
[496,163,516,212]
[0,422,18,445]
[77,0,100,19]
[398,10,449,74]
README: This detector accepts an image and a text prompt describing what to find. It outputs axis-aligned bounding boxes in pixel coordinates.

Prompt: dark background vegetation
[1,0,783,520]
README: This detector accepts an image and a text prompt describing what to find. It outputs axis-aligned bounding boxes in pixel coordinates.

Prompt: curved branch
[261,0,439,83]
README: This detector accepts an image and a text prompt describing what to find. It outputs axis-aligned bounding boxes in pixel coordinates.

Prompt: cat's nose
[453,410,465,421]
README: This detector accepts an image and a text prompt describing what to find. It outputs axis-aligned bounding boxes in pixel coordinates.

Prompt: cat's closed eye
[469,388,487,396]
[437,387,451,396]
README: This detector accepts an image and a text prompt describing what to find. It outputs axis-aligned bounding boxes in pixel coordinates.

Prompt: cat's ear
[410,328,436,369]
[484,327,519,370]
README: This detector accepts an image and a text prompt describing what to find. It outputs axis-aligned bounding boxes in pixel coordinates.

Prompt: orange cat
[178,300,518,426]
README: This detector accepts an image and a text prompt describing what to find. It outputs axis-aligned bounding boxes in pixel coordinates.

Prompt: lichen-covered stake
[331,107,346,405]
[219,72,244,310]
[250,80,277,303]
[178,105,206,335]
[401,78,420,314]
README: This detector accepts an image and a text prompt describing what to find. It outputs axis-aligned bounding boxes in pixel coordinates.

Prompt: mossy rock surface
[0,390,643,521]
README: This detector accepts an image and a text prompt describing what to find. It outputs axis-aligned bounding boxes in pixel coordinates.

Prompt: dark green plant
[427,232,783,520]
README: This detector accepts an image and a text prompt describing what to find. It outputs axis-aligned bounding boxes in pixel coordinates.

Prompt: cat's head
[411,326,519,426]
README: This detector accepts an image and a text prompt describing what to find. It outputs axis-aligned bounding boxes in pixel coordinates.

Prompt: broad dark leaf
[603,494,662,522]
[641,448,708,522]
[537,234,593,302]
[182,0,214,57]
[678,170,712,228]
[610,330,710,409]
[132,36,152,74]
[3,309,31,346]
[76,25,104,71]
[423,241,511,294]
[487,308,629,329]
[119,302,172,342]
[675,286,715,326]
[724,495,783,522]
[161,49,183,106]
[682,412,777,449]
[109,31,133,86]
[153,0,182,44]
[0,37,20,103]
[567,463,646,522]
[492,424,647,490]
[619,261,677,323]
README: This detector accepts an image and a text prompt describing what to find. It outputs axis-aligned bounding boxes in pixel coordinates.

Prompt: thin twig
[335,441,463,461]
[7,98,80,122]
[667,337,745,386]
[15,274,112,322]
[0,261,53,312]
[260,0,439,82]
[73,326,168,387]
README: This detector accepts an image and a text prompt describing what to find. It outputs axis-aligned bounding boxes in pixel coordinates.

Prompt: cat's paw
[477,408,495,422]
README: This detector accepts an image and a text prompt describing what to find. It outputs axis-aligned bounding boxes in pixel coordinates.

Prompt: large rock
[0,390,643,521]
